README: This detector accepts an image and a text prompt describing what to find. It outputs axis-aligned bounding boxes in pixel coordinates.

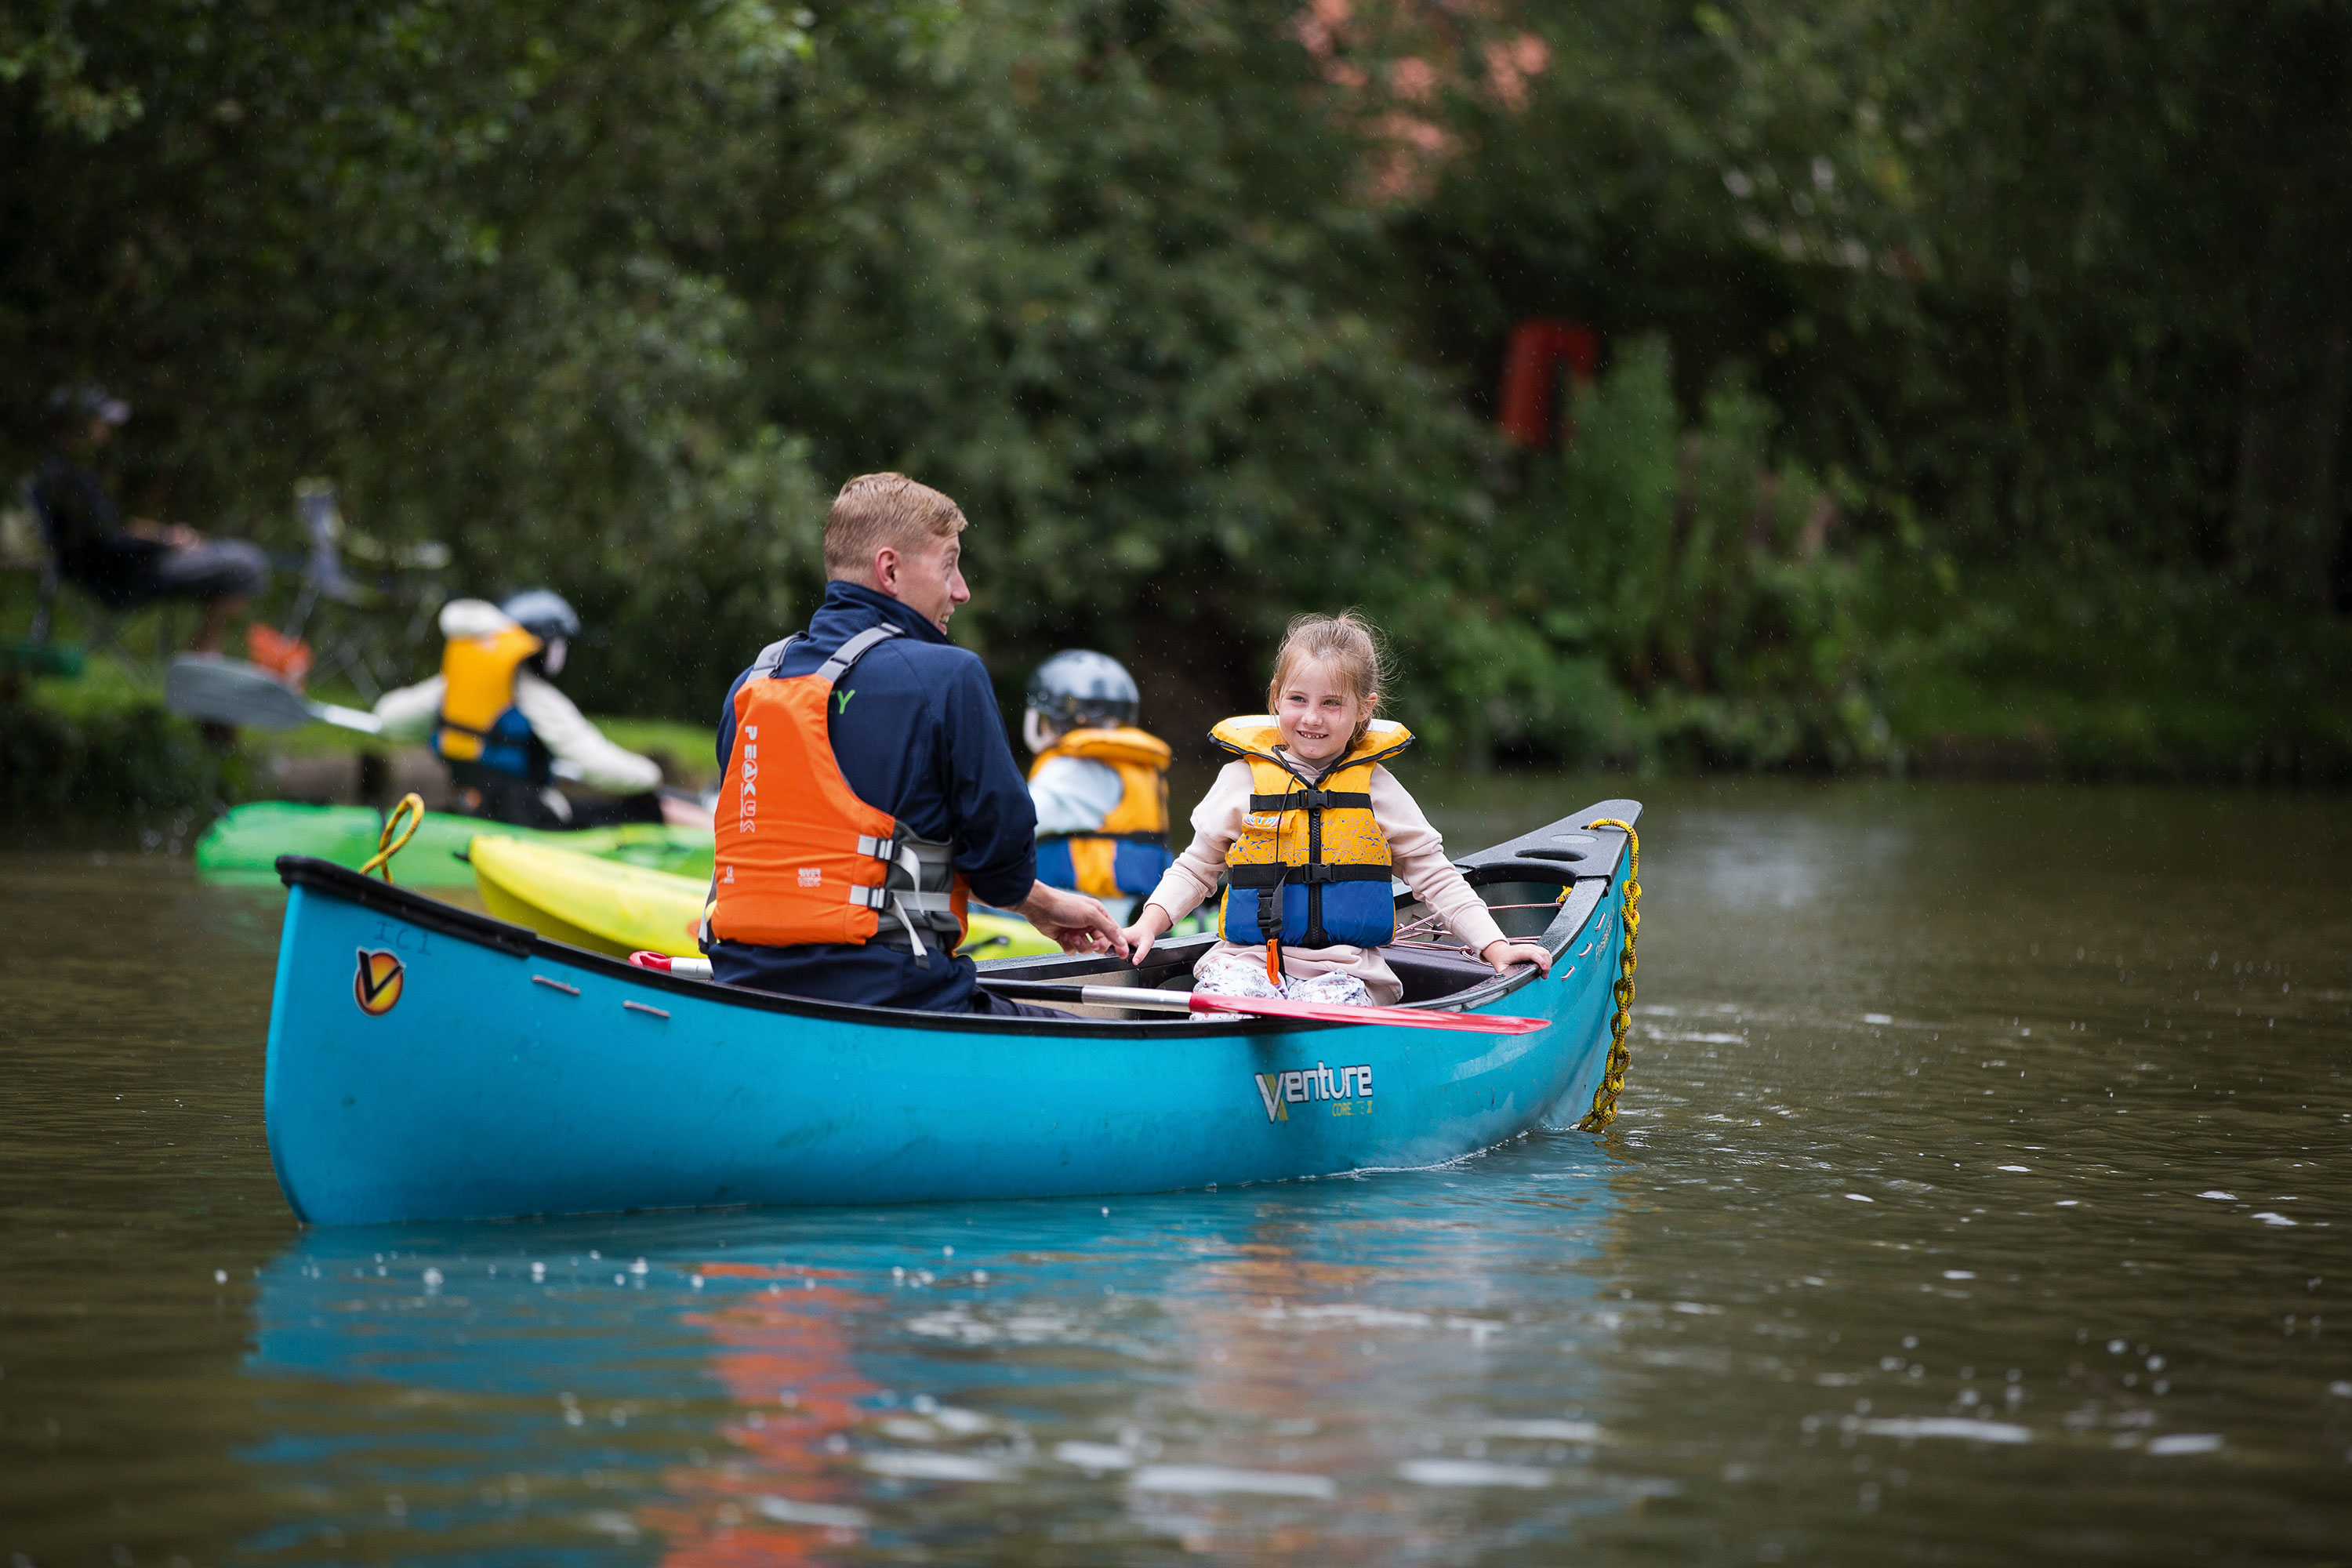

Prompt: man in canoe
[702,472,1127,1011]
[1023,649,1175,924]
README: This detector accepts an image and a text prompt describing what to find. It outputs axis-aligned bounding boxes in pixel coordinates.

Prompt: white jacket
[372,599,664,795]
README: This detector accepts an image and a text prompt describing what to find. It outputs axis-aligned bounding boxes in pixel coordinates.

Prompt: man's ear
[871,545,902,595]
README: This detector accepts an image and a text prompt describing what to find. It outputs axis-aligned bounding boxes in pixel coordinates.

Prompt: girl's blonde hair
[1266,611,1392,749]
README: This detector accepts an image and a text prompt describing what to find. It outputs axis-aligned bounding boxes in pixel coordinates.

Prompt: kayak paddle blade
[166,655,315,729]
[164,654,381,733]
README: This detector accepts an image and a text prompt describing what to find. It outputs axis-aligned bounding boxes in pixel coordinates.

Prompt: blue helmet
[499,588,581,643]
[1025,649,1139,728]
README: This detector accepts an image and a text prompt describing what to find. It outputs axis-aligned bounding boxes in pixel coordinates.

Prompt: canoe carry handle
[358,793,426,884]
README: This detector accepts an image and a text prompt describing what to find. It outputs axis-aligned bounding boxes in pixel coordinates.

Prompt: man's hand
[1480,938,1553,977]
[1015,881,1131,959]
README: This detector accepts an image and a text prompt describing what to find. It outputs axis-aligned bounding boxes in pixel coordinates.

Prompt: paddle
[978,980,1548,1034]
[621,954,1544,1033]
[165,653,383,734]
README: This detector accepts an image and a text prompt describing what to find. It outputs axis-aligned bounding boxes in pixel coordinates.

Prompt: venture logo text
[1254,1061,1372,1123]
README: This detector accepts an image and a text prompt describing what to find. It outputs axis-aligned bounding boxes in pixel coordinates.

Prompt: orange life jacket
[1027,724,1172,898]
[706,625,968,962]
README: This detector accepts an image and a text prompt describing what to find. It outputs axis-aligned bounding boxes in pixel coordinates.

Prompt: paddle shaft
[978,980,1548,1034]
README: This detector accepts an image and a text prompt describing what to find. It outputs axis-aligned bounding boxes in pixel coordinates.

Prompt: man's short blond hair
[823,473,969,579]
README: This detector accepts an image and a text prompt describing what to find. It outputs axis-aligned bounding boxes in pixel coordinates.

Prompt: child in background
[1118,612,1552,1005]
[1023,649,1175,924]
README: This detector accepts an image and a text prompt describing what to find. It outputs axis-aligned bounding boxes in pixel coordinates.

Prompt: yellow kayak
[467,835,1060,960]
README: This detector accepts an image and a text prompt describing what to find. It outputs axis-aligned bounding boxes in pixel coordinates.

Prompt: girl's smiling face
[1275,656,1367,764]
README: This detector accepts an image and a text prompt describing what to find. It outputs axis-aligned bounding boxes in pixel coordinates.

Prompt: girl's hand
[1480,938,1552,977]
[1120,905,1174,967]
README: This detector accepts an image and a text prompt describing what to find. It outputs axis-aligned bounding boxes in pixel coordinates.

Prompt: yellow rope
[358,793,426,884]
[1577,818,1641,1131]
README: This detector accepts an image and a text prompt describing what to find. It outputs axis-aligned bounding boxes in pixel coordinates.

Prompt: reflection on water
[3,778,2348,1565]
[243,1163,1619,1564]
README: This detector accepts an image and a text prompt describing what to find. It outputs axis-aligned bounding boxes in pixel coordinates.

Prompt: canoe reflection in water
[243,1161,1629,1563]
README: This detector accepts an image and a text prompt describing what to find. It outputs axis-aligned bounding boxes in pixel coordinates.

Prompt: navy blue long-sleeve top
[706,580,1039,1009]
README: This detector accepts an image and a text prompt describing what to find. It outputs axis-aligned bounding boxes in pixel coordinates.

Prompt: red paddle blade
[1185,992,1547,1035]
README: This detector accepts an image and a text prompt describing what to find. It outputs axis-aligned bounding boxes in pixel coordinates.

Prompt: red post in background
[1497,320,1599,448]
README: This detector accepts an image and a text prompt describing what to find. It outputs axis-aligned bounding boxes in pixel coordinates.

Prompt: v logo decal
[1254,1073,1288,1123]
[353,948,405,1016]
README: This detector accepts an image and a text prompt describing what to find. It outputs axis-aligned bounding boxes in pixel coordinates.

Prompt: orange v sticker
[353,948,405,1016]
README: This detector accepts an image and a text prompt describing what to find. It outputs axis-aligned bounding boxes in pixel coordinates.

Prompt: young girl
[1119,612,1552,1005]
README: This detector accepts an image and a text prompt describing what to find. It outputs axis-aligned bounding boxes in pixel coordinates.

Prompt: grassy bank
[5,559,2350,828]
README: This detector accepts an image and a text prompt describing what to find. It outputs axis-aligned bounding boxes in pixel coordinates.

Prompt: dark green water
[2,779,2347,1566]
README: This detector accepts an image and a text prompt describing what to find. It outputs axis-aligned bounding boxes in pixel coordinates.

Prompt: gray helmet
[499,588,581,642]
[1025,649,1139,728]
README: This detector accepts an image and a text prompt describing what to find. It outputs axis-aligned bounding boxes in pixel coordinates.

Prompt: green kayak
[194,801,714,887]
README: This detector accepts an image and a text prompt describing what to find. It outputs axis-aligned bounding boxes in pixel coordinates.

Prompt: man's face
[882,531,970,632]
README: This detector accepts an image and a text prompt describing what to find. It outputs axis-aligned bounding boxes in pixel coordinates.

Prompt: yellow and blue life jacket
[1029,725,1174,898]
[434,625,550,784]
[1210,714,1413,949]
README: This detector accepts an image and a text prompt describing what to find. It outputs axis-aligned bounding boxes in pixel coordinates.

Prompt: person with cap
[372,589,666,828]
[700,471,1127,1014]
[1022,650,1175,924]
[29,383,270,654]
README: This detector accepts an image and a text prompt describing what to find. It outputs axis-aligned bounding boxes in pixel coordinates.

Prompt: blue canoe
[263,798,1642,1226]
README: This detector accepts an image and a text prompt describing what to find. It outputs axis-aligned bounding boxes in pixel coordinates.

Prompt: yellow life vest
[436,625,546,780]
[1210,714,1413,949]
[1029,725,1174,898]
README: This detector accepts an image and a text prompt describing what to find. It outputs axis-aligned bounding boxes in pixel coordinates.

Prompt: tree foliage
[5,0,2347,769]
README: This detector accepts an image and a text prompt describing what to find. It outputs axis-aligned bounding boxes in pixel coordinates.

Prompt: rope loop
[359,793,426,884]
[1577,817,1641,1131]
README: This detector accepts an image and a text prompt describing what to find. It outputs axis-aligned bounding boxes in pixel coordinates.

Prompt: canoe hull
[263,804,1638,1225]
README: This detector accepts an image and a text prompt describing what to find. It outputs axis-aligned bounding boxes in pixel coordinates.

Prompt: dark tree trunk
[2230,19,2352,610]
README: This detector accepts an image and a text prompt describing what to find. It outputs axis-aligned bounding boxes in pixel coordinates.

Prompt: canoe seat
[1382,945,1501,1005]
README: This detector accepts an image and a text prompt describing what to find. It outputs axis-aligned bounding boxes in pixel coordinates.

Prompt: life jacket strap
[1248,789,1372,812]
[817,623,902,683]
[1225,862,1391,887]
[850,834,963,967]
[745,620,904,684]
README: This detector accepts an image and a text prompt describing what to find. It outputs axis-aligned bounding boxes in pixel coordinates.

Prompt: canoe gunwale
[270,796,1639,1040]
